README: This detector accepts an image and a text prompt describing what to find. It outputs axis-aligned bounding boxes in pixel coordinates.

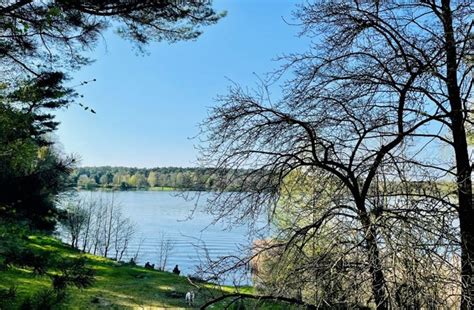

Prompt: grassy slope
[0,236,259,309]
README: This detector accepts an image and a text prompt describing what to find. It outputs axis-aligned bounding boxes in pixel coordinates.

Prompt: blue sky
[55,0,309,168]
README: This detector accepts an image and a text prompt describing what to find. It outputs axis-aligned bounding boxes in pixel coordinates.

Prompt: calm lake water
[74,190,267,284]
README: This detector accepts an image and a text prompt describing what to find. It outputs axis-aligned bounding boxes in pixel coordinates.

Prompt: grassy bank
[0,235,291,309]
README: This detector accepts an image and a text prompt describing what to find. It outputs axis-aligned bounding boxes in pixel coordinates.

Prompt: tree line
[69,166,256,191]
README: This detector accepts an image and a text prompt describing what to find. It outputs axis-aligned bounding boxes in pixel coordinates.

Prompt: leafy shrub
[0,285,17,308]
[0,223,29,265]
[52,257,95,292]
[4,247,50,275]
[19,289,62,310]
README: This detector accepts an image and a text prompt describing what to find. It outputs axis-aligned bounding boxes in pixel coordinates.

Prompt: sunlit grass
[0,235,280,309]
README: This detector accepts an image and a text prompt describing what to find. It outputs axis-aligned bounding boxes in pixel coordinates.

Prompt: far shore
[74,186,182,192]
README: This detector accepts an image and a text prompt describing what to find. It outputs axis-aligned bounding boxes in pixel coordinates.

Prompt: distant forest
[69,166,240,191]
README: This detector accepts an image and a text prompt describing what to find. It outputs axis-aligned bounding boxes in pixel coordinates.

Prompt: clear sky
[55,0,309,168]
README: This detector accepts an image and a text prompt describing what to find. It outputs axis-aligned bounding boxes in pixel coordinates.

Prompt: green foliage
[1,1,224,75]
[0,285,17,308]
[19,289,63,310]
[129,172,147,188]
[0,74,75,230]
[77,174,97,189]
[4,247,50,275]
[147,171,159,187]
[52,257,95,292]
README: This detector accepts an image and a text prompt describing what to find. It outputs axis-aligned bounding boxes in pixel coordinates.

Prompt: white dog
[185,291,195,306]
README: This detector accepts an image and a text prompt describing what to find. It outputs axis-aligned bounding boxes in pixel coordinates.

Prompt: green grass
[0,236,234,309]
[0,235,291,309]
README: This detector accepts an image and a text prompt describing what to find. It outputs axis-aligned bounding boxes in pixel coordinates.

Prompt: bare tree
[102,193,116,258]
[200,85,439,307]
[132,236,146,264]
[60,199,88,249]
[60,193,136,261]
[269,163,459,308]
[91,198,105,256]
[199,1,472,307]
[113,213,136,261]
[81,195,98,252]
[286,2,473,307]
[156,233,174,271]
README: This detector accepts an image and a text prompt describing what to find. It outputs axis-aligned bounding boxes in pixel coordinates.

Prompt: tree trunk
[451,93,474,310]
[441,1,474,308]
[450,77,474,309]
[360,211,388,309]
[82,212,91,252]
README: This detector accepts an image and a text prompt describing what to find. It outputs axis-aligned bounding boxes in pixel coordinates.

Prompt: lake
[73,190,267,284]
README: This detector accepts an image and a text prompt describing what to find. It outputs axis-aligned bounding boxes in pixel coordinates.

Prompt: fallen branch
[200,293,316,309]
[186,276,200,289]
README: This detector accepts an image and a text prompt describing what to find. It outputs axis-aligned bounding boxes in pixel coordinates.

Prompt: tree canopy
[1,0,224,75]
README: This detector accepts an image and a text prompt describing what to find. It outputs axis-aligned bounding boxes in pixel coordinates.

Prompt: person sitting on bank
[173,264,180,275]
